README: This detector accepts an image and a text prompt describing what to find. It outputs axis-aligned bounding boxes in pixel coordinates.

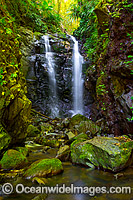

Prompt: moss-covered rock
[87,0,133,136]
[0,149,28,170]
[74,133,90,141]
[27,124,40,137]
[71,136,133,172]
[24,158,63,178]
[69,114,88,128]
[77,121,101,136]
[69,114,101,136]
[15,147,29,157]
[0,125,11,154]
[0,5,32,147]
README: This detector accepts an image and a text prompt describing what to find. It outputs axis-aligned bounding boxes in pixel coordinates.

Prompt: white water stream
[71,36,84,115]
[43,35,59,117]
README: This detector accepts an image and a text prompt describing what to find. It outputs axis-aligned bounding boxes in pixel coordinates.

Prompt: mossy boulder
[69,114,101,136]
[71,136,133,172]
[77,121,101,136]
[15,147,29,157]
[69,114,88,128]
[0,125,11,154]
[74,133,89,141]
[24,158,63,178]
[27,125,40,137]
[0,149,28,170]
[66,133,89,145]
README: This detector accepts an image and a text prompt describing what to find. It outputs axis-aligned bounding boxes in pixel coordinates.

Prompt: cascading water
[71,36,84,115]
[27,34,88,118]
[43,35,59,118]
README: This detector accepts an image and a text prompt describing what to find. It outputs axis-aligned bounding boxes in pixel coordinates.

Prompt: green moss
[27,125,40,137]
[0,149,28,169]
[111,76,125,98]
[78,121,101,136]
[74,133,89,141]
[15,147,29,157]
[71,136,133,172]
[69,114,90,129]
[70,114,88,125]
[96,74,108,97]
[34,32,43,40]
[24,158,63,178]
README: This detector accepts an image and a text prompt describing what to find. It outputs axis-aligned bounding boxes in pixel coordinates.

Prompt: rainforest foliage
[70,0,133,63]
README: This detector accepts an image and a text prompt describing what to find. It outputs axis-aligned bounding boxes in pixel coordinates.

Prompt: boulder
[73,133,90,141]
[69,114,88,128]
[24,158,63,178]
[77,120,101,136]
[14,147,29,157]
[71,136,133,172]
[27,124,40,137]
[69,114,101,136]
[0,149,28,170]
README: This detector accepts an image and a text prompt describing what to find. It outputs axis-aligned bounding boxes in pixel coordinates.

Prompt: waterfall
[71,36,84,115]
[43,35,59,118]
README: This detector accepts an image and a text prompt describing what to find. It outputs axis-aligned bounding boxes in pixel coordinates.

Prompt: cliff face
[0,1,32,149]
[85,0,133,136]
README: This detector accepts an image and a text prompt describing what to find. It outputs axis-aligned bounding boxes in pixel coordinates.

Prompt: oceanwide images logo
[0,183,132,196]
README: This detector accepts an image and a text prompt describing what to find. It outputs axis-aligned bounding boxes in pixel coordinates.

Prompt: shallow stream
[1,146,133,200]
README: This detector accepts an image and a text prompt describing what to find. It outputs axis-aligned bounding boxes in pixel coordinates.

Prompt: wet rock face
[26,34,73,118]
[85,2,133,136]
